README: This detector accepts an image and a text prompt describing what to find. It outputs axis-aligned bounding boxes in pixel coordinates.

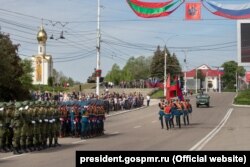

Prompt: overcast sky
[1,0,249,82]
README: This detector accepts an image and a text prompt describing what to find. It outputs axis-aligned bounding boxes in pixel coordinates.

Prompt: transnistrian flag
[185,2,201,20]
[127,0,184,18]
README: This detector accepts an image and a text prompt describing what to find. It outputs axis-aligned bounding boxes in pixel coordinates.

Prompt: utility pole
[96,0,101,96]
[164,47,167,97]
[182,50,187,95]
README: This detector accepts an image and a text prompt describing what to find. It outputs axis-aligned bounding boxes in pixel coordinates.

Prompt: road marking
[0,153,29,160]
[72,140,87,144]
[134,125,142,129]
[110,131,120,135]
[189,108,233,151]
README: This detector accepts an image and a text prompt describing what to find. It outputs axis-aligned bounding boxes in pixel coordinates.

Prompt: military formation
[158,98,193,130]
[0,99,106,155]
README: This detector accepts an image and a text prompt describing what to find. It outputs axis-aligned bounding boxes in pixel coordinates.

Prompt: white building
[31,26,53,85]
[185,64,224,92]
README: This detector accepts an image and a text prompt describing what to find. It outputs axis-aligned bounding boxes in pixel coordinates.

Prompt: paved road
[0,92,249,167]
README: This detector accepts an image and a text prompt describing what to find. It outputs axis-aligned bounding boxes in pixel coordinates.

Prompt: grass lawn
[234,89,250,105]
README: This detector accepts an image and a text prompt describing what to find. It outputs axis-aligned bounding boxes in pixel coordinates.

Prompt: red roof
[186,69,224,78]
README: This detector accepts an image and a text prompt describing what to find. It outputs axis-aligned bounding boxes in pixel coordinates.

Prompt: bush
[234,89,250,105]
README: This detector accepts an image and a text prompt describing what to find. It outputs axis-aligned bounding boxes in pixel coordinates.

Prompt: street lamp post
[156,35,178,97]
[195,68,198,94]
[182,50,187,95]
[164,48,167,97]
[96,0,101,96]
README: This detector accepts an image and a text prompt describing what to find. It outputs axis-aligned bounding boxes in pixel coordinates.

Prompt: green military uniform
[51,102,60,147]
[20,101,32,153]
[39,102,50,149]
[0,103,7,152]
[4,102,15,152]
[11,102,23,154]
[32,101,42,151]
[26,101,35,151]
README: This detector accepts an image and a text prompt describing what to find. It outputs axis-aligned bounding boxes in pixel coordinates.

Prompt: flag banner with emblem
[202,0,250,19]
[185,2,201,20]
[127,0,184,18]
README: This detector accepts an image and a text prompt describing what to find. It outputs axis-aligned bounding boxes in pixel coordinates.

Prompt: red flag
[185,2,201,20]
[166,73,171,100]
[246,71,250,82]
[176,76,184,101]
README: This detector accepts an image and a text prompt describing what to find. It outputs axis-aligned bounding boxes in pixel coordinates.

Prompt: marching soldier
[52,101,61,147]
[80,102,89,139]
[158,105,165,129]
[26,101,35,151]
[32,101,41,151]
[20,101,30,153]
[4,102,15,152]
[0,103,7,152]
[11,102,23,154]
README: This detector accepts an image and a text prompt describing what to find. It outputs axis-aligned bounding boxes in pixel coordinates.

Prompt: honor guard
[11,102,23,154]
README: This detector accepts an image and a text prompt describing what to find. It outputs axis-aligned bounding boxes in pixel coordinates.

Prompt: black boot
[21,146,29,153]
[27,145,33,152]
[13,147,22,155]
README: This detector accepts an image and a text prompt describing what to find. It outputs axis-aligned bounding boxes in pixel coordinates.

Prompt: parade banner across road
[127,0,250,19]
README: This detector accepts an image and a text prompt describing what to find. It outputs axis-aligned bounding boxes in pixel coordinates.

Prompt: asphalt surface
[0,92,250,167]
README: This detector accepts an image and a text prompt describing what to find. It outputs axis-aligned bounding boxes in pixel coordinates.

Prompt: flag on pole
[166,73,171,100]
[185,2,201,20]
[176,76,184,101]
[127,0,185,18]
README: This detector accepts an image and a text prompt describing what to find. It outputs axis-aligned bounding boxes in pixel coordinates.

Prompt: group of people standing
[0,101,60,155]
[158,98,192,130]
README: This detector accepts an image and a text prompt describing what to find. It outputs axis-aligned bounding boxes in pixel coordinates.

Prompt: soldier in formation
[0,99,106,154]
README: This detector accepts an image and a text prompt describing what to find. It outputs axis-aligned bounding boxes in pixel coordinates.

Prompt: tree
[150,46,164,80]
[150,46,182,80]
[195,69,205,89]
[105,64,121,85]
[0,32,30,101]
[221,61,245,89]
[19,59,34,90]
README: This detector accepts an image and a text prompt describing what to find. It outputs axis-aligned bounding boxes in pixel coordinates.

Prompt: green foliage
[48,76,54,87]
[150,89,164,99]
[234,89,250,105]
[19,59,34,90]
[221,61,245,89]
[33,85,68,92]
[0,32,31,101]
[150,46,182,80]
[105,56,152,84]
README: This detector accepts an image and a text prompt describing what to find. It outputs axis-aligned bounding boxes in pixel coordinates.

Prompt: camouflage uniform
[11,102,23,154]
[32,101,42,151]
[0,103,7,152]
[52,102,61,147]
[4,102,15,152]
[20,101,30,153]
[26,102,35,151]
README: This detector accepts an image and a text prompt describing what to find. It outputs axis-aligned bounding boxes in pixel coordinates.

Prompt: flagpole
[96,0,101,96]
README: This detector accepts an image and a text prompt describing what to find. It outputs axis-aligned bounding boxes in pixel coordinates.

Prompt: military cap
[0,102,6,108]
[46,101,51,107]
[40,101,46,106]
[29,101,34,106]
[6,102,15,108]
[35,101,41,106]
[15,102,22,110]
